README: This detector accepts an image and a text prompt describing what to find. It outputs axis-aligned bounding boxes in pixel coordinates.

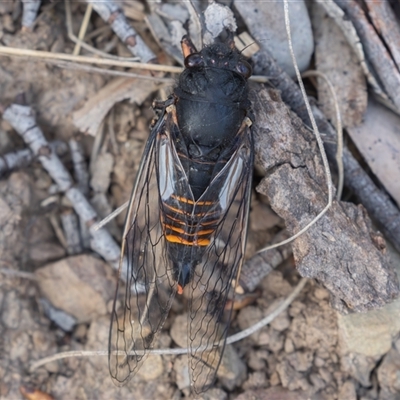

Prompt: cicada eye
[185,53,204,68]
[236,60,252,78]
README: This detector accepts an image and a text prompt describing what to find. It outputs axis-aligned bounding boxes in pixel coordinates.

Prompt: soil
[1,2,400,400]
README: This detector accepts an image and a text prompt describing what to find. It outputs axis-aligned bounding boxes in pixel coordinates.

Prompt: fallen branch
[0,141,68,177]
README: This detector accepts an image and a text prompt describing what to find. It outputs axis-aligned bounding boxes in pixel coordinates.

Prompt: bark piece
[251,49,400,254]
[312,2,367,127]
[251,87,399,313]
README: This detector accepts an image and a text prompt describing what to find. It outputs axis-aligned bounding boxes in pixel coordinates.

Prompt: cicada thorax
[157,35,253,292]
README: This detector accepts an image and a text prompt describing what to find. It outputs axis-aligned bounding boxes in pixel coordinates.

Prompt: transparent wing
[188,126,254,393]
[108,114,178,385]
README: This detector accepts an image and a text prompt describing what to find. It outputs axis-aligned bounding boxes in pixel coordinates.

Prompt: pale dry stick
[86,0,156,63]
[0,45,268,83]
[1,104,121,270]
[69,139,90,196]
[257,0,334,255]
[90,201,129,233]
[54,60,175,83]
[0,141,68,176]
[0,45,181,72]
[0,148,33,176]
[29,277,307,371]
[85,25,111,41]
[302,70,344,201]
[73,3,93,56]
[64,0,139,62]
[21,0,41,29]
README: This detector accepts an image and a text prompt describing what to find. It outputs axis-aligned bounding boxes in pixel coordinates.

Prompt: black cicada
[109,34,254,394]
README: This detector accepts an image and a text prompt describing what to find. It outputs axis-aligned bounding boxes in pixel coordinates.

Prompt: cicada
[109,33,254,394]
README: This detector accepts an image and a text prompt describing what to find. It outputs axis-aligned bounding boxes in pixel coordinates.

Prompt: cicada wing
[188,126,254,393]
[108,117,178,385]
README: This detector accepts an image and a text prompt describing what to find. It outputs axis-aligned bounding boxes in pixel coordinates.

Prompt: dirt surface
[1,1,400,400]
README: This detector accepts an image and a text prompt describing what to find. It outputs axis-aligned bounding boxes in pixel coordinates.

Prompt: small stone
[377,346,400,393]
[314,287,330,300]
[319,367,332,384]
[1,290,21,329]
[237,306,264,343]
[242,371,268,390]
[314,356,325,368]
[269,371,280,386]
[287,351,313,372]
[235,0,314,76]
[288,301,306,318]
[268,329,284,353]
[217,345,247,391]
[248,350,266,370]
[269,307,290,332]
[44,360,60,374]
[338,297,400,357]
[169,314,187,348]
[198,387,228,400]
[73,323,88,341]
[338,380,357,400]
[284,338,294,353]
[258,331,270,346]
[261,271,293,297]
[173,356,190,390]
[276,360,297,388]
[35,255,115,323]
[137,354,164,381]
[309,373,326,392]
[340,353,378,387]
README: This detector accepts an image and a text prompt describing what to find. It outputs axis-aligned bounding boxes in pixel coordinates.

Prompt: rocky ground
[1,1,400,399]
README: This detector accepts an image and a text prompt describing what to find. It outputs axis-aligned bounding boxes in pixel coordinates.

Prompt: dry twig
[1,102,121,270]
